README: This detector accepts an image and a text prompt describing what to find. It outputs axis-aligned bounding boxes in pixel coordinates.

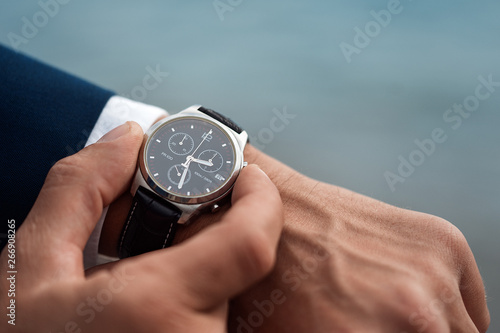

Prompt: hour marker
[153,173,159,176]
[187,191,191,196]
[167,186,172,190]
[171,128,175,132]
[150,156,155,159]
[206,188,210,193]
[222,143,227,147]
[156,139,161,143]
[191,125,194,129]
[226,161,232,164]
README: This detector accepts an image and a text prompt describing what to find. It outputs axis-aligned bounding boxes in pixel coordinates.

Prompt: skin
[229,146,490,332]
[1,119,490,332]
[102,143,490,332]
[0,122,284,333]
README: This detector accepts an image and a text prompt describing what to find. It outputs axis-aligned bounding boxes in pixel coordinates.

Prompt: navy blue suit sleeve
[0,44,115,248]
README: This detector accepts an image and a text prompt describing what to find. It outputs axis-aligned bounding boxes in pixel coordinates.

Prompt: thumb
[17,122,143,283]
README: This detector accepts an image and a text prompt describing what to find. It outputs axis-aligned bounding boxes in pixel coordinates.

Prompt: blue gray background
[1,0,498,330]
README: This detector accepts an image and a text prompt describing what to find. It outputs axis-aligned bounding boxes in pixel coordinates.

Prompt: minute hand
[182,129,212,167]
[190,158,213,167]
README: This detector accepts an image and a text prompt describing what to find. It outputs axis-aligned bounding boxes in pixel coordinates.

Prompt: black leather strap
[198,106,244,134]
[118,186,181,258]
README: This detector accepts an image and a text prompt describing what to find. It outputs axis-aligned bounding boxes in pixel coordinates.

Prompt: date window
[215,174,226,181]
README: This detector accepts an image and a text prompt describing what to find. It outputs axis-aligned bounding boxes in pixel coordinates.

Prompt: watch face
[144,116,237,201]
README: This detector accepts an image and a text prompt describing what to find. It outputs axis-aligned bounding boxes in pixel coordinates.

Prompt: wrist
[97,144,305,257]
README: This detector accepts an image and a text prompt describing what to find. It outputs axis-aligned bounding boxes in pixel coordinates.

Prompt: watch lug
[179,105,203,115]
[177,206,201,224]
[130,168,145,196]
[235,130,248,150]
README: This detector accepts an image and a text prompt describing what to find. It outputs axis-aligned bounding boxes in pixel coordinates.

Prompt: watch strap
[198,106,244,134]
[118,186,181,258]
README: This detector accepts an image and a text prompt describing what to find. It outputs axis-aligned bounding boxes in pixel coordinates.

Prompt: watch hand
[178,161,191,189]
[189,129,212,160]
[190,158,213,167]
[175,165,181,176]
[181,129,212,168]
[209,152,218,163]
[179,134,187,146]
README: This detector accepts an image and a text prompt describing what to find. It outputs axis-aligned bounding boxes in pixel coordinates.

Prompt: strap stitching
[118,200,138,254]
[162,221,175,249]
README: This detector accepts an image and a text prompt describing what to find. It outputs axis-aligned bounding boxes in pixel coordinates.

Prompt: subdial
[167,164,191,186]
[198,149,223,173]
[168,133,194,155]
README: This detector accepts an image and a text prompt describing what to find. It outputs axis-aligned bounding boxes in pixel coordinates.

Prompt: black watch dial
[145,117,236,198]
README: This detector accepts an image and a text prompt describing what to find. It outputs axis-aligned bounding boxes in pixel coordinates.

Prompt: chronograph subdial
[198,149,223,173]
[167,164,192,186]
[168,133,194,155]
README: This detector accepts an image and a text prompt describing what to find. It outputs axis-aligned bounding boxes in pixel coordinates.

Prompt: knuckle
[429,216,471,261]
[416,214,470,261]
[393,284,445,332]
[47,155,102,219]
[48,155,89,185]
[434,217,467,248]
[240,228,277,277]
[394,283,428,315]
[409,213,476,276]
[479,311,491,333]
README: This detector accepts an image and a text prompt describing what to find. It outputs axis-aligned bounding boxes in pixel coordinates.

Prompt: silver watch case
[131,105,248,225]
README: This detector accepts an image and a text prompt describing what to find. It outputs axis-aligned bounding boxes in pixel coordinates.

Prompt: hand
[178,159,191,189]
[179,134,188,145]
[0,122,283,333]
[98,132,490,331]
[190,157,214,167]
[226,146,490,333]
[182,129,213,168]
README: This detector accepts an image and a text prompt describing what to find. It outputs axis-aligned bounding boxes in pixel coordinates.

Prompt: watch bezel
[138,110,244,205]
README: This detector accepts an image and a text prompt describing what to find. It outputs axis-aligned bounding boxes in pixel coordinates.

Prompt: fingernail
[98,122,131,143]
[250,164,269,178]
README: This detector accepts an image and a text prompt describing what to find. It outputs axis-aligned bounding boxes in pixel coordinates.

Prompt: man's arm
[0,46,489,332]
[0,44,113,246]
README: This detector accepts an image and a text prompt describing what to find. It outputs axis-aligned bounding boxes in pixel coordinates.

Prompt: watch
[117,105,248,258]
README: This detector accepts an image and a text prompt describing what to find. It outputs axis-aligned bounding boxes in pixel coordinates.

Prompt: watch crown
[243,161,248,167]
[211,204,220,213]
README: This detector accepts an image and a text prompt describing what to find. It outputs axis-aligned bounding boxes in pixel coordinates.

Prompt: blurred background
[1,0,498,329]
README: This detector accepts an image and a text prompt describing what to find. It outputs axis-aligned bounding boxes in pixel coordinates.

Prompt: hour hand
[190,158,213,167]
[178,165,189,189]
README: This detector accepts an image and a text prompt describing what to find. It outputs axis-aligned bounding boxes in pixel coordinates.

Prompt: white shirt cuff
[83,96,169,269]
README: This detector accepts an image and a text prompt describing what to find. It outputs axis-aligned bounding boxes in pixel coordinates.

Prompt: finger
[135,165,284,309]
[458,249,490,332]
[448,303,481,333]
[17,122,143,282]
